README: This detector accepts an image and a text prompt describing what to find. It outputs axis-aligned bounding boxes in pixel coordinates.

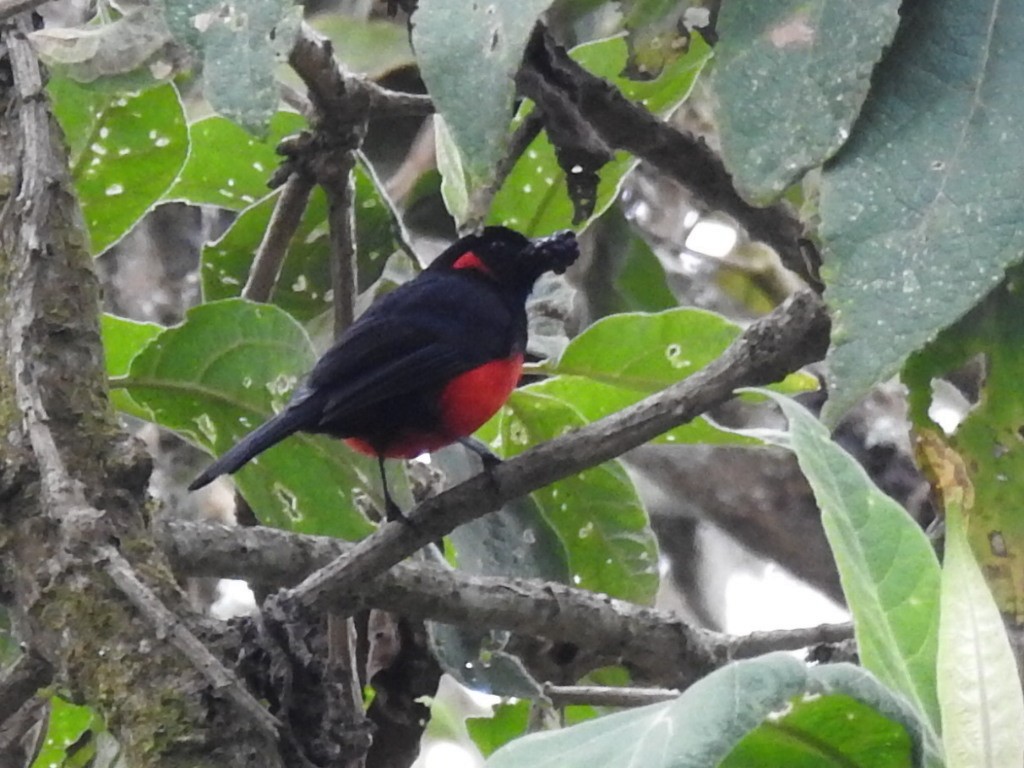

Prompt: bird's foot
[385,496,423,534]
[458,436,502,470]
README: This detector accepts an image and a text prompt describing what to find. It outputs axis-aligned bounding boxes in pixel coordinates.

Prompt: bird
[188,226,579,522]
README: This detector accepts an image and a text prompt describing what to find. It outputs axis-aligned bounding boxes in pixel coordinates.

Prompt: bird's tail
[188,404,313,491]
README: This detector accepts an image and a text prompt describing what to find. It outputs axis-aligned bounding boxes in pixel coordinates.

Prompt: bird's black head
[430,226,579,291]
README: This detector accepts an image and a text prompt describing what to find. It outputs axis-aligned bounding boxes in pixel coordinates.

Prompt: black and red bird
[188,226,579,520]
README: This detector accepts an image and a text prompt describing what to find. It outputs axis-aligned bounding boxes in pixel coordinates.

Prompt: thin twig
[720,621,855,660]
[265,291,829,621]
[100,546,281,737]
[543,683,679,708]
[325,151,359,334]
[242,173,315,303]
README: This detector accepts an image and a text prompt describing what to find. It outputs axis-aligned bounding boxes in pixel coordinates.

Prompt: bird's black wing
[312,321,472,428]
[305,274,515,428]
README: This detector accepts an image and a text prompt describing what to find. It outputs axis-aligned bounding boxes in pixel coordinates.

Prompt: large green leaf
[166,112,307,209]
[904,276,1024,619]
[714,0,901,202]
[928,443,1024,768]
[487,654,932,768]
[48,78,188,255]
[485,389,658,604]
[538,308,814,445]
[118,299,375,539]
[488,34,711,236]
[412,0,555,196]
[101,314,163,413]
[761,393,942,738]
[201,158,406,321]
[166,0,300,132]
[819,0,1024,421]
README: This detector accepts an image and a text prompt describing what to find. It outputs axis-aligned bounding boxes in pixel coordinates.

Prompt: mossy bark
[0,18,281,767]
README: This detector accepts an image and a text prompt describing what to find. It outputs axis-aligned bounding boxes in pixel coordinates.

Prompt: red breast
[345,353,524,459]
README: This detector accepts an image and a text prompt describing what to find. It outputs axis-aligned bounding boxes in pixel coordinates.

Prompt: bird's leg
[379,455,409,525]
[457,436,501,470]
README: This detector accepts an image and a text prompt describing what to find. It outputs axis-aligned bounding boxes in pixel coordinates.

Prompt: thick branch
[267,290,829,620]
[242,173,316,303]
[159,518,853,689]
[289,24,431,124]
[0,17,281,767]
[519,27,818,285]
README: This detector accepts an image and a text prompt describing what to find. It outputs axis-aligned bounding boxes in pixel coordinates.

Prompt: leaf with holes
[537,308,814,445]
[201,159,408,321]
[118,299,376,538]
[166,111,307,209]
[48,78,188,255]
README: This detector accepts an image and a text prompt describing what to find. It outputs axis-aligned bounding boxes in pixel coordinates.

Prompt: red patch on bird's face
[452,251,495,277]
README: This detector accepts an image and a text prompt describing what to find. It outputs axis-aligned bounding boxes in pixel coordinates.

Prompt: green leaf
[584,208,678,317]
[31,8,176,88]
[487,33,711,236]
[488,388,658,604]
[412,0,556,191]
[487,654,931,768]
[48,78,188,255]
[102,315,163,377]
[619,0,697,78]
[539,308,813,445]
[166,111,307,209]
[819,0,1024,421]
[196,0,301,132]
[101,313,163,413]
[714,0,901,202]
[721,694,913,768]
[468,700,531,758]
[201,158,407,322]
[308,13,414,76]
[31,698,97,768]
[612,227,677,314]
[937,475,1024,767]
[119,299,376,539]
[760,393,942,738]
[904,275,1024,618]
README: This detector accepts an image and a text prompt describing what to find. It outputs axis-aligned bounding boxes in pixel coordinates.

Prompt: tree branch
[518,26,819,286]
[265,290,829,622]
[242,173,316,303]
[100,546,280,736]
[543,683,679,708]
[0,654,52,726]
[158,517,853,690]
[0,17,281,766]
